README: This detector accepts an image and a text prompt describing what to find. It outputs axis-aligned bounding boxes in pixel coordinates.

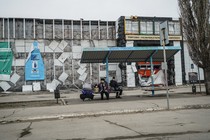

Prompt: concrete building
[0,16,204,92]
[116,16,204,87]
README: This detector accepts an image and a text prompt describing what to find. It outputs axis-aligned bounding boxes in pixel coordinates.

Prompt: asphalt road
[0,109,210,140]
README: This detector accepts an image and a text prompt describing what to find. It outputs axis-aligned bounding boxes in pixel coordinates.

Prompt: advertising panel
[0,42,13,81]
[25,41,45,81]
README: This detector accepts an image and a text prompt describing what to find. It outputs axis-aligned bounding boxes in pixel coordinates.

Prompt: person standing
[110,77,123,98]
[99,78,109,100]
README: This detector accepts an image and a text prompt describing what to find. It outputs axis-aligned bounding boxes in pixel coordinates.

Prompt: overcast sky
[0,0,180,20]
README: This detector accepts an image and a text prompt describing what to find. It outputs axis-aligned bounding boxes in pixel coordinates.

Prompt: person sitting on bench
[99,78,109,100]
[110,77,123,98]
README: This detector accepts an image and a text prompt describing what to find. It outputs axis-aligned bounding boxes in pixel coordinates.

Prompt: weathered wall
[0,39,116,91]
[0,18,116,91]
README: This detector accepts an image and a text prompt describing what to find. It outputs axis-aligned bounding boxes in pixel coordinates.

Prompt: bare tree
[178,0,210,94]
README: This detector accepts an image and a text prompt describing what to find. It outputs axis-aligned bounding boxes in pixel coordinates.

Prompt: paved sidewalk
[0,85,209,124]
[0,85,204,103]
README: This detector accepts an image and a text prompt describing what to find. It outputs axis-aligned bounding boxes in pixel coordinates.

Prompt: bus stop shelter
[81,46,181,94]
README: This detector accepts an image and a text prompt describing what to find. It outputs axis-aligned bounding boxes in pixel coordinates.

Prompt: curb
[1,104,210,124]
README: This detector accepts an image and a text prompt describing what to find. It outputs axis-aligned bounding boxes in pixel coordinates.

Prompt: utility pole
[160,21,170,110]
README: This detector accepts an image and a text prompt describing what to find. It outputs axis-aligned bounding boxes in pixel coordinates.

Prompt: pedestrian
[99,78,109,100]
[110,77,123,98]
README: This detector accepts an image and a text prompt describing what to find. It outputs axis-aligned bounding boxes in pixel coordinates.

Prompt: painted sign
[125,35,182,41]
[0,42,13,81]
[25,41,45,81]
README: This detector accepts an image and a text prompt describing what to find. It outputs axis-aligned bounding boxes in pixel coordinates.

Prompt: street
[0,109,210,140]
[0,86,209,140]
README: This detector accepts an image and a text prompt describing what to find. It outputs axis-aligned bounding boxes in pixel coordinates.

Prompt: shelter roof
[81,46,181,63]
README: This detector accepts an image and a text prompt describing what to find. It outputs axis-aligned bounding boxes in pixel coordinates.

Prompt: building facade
[116,16,204,87]
[0,16,204,92]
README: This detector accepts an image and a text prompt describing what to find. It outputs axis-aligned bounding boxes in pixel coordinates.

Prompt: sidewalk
[0,84,204,103]
[0,85,209,124]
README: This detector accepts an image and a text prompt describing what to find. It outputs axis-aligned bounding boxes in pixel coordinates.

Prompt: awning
[81,46,181,63]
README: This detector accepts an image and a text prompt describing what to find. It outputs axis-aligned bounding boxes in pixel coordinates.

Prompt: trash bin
[192,85,196,94]
[54,89,60,98]
[54,87,60,104]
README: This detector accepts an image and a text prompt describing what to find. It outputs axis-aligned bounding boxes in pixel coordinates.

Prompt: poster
[0,42,13,81]
[25,41,45,81]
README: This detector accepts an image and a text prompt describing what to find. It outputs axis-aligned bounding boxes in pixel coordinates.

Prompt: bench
[80,89,117,101]
[93,87,118,94]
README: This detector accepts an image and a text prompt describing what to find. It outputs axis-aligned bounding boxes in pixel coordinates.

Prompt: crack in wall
[104,119,142,135]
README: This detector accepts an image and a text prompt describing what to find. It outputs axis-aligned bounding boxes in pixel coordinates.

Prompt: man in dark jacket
[99,78,109,100]
[110,77,123,98]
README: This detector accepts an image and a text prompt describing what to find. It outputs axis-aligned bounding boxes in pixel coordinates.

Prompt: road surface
[0,109,210,140]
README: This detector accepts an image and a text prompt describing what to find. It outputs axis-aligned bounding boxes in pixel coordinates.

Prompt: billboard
[25,41,45,81]
[0,42,13,81]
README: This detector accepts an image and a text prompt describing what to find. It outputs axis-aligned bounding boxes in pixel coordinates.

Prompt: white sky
[0,0,180,20]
